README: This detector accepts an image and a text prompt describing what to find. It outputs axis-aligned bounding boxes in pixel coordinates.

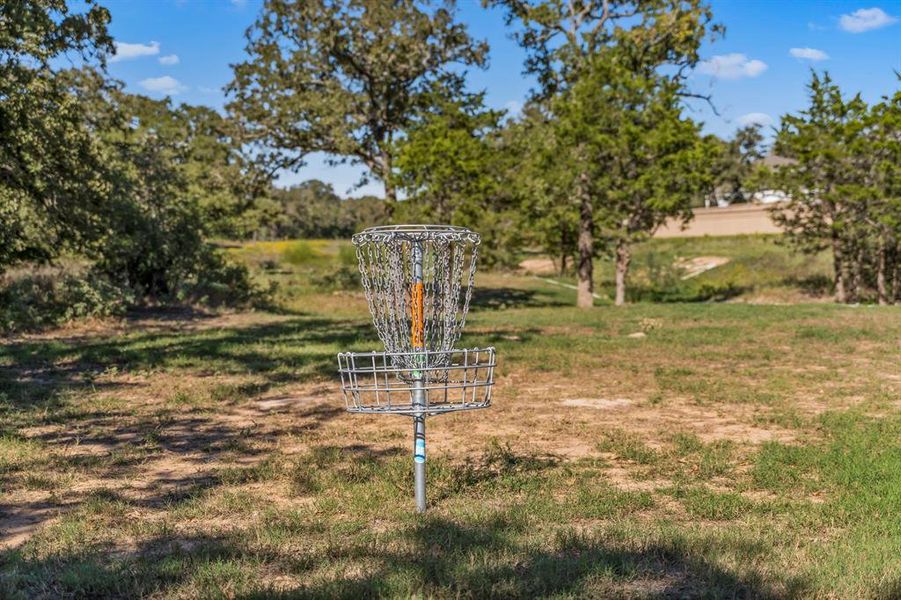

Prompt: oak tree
[227,0,487,202]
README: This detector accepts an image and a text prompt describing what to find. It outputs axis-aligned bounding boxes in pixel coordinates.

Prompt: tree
[585,69,709,305]
[179,105,263,238]
[0,0,113,271]
[256,181,390,240]
[391,88,521,266]
[493,0,718,307]
[226,0,487,202]
[504,103,581,275]
[707,125,765,206]
[771,72,870,303]
[863,86,900,304]
[393,90,502,223]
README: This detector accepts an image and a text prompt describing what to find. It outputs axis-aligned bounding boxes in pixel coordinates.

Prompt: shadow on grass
[624,281,748,303]
[0,315,374,411]
[0,436,813,598]
[782,274,833,298]
[470,287,569,310]
[0,315,376,541]
[0,513,804,599]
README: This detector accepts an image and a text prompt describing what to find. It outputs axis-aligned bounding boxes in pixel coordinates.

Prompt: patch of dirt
[674,256,730,279]
[560,398,633,410]
[0,495,66,549]
[517,257,558,275]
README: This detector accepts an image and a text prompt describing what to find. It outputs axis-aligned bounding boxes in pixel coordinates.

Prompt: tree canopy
[226,0,488,202]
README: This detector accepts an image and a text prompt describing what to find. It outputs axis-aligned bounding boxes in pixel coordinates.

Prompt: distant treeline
[248,181,389,241]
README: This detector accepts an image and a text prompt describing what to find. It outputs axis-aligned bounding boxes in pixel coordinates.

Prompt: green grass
[0,236,898,598]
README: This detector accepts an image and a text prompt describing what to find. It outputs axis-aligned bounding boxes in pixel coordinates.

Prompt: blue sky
[101,0,900,197]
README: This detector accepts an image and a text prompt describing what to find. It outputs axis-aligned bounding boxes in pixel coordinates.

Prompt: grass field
[1,236,899,598]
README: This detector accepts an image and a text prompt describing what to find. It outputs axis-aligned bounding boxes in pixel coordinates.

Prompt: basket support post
[412,241,427,513]
[413,391,426,513]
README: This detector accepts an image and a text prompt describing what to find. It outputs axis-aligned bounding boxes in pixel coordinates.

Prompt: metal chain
[352,226,481,372]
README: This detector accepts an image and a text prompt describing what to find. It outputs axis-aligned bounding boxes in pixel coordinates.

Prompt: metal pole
[413,384,426,512]
[411,241,427,513]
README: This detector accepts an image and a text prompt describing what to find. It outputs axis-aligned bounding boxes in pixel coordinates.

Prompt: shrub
[282,241,317,265]
[172,250,267,308]
[311,265,359,291]
[338,244,358,267]
[0,268,134,334]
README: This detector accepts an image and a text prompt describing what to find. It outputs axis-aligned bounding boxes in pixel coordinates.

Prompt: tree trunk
[383,179,397,203]
[559,226,569,276]
[877,233,890,305]
[576,171,594,309]
[614,238,631,306]
[850,244,864,303]
[893,247,900,304]
[832,233,847,303]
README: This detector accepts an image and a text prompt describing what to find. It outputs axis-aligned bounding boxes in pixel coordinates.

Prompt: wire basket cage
[338,347,496,416]
[338,224,496,512]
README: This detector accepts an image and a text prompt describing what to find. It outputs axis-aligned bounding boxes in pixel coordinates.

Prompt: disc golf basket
[337,225,496,512]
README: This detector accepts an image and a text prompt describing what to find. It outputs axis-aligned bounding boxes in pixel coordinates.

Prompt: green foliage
[257,181,389,240]
[171,249,264,308]
[0,268,133,333]
[0,1,113,268]
[704,125,765,206]
[0,1,264,325]
[227,0,488,201]
[494,0,719,305]
[771,72,901,304]
[310,266,360,291]
[281,241,318,265]
[392,89,522,268]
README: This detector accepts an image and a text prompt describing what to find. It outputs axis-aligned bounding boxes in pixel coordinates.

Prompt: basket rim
[352,224,480,244]
[346,402,490,417]
[337,346,495,359]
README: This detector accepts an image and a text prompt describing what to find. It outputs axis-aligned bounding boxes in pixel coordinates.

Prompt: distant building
[705,154,797,208]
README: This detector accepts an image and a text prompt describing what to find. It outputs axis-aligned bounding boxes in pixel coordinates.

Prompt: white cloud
[158,54,180,66]
[697,53,768,80]
[839,7,897,33]
[737,112,774,127]
[789,47,829,61]
[110,41,160,63]
[139,76,187,95]
[504,100,523,117]
[230,0,247,6]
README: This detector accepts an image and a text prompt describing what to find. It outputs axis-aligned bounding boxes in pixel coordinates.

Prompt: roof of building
[758,154,798,168]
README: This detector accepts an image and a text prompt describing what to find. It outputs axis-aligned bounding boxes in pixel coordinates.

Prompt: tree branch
[677,90,720,116]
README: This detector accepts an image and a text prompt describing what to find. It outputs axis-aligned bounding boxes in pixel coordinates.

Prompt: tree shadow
[470,287,569,310]
[0,438,811,598]
[782,274,832,298]
[0,314,377,546]
[626,281,749,303]
[0,512,805,598]
[0,315,375,414]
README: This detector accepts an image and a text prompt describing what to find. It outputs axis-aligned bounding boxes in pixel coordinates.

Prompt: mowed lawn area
[1,238,899,598]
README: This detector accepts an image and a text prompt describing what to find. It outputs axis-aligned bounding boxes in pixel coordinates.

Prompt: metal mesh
[337,348,495,416]
[353,225,480,372]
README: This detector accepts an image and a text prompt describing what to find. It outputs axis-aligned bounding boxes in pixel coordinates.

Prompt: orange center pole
[411,281,424,348]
